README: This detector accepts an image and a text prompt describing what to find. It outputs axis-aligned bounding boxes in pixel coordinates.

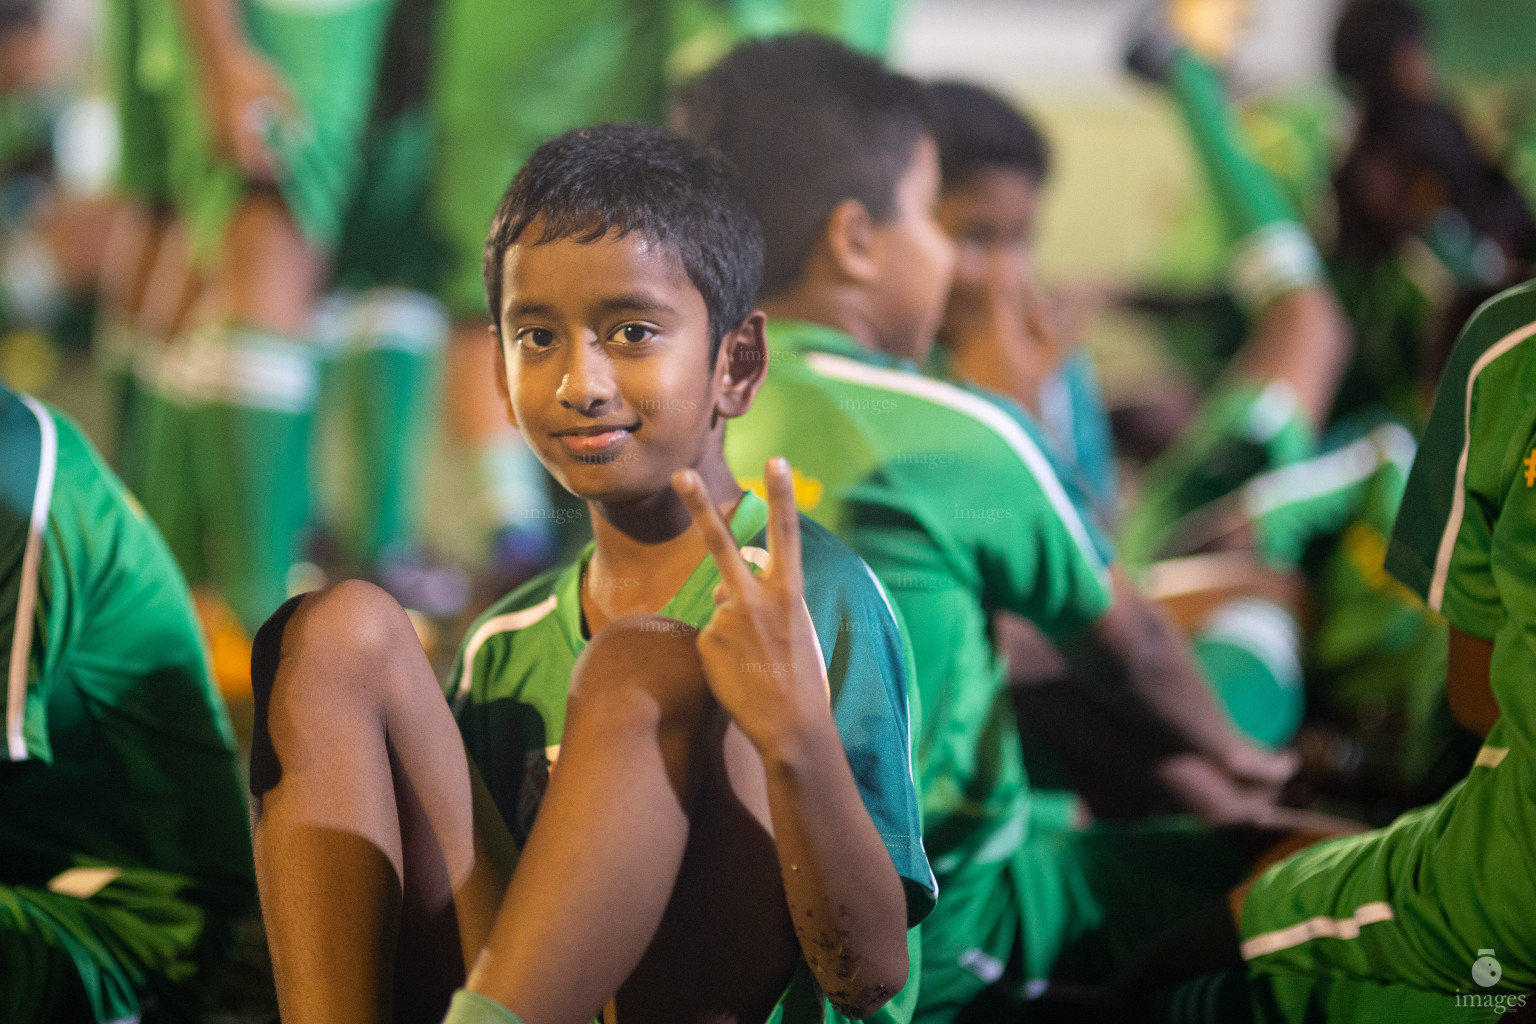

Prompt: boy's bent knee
[249,581,418,796]
[286,579,416,653]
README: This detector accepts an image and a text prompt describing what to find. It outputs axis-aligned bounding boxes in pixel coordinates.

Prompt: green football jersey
[449,489,934,1023]
[1385,279,1536,753]
[0,385,254,1021]
[726,320,1113,877]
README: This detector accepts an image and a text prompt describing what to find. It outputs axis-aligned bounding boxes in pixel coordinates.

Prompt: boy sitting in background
[677,34,1334,1024]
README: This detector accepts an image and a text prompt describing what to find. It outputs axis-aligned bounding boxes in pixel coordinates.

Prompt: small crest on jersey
[740,469,824,510]
[1523,447,1535,487]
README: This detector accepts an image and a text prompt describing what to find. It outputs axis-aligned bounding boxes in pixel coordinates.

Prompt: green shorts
[917,817,1247,1023]
[1241,721,1536,996]
[1121,380,1316,567]
[107,0,392,253]
[331,107,444,293]
[0,866,235,1024]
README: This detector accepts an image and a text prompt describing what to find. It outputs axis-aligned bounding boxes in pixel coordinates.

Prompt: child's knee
[286,579,417,661]
[568,615,711,731]
[249,580,417,797]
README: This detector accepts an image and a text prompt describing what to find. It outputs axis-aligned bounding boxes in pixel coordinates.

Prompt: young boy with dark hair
[677,34,1320,1024]
[1332,0,1434,107]
[247,122,933,1024]
[927,79,1118,526]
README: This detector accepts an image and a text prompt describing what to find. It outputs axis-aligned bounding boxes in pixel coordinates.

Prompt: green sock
[133,331,208,582]
[98,321,154,493]
[1194,598,1303,749]
[338,288,444,565]
[1165,49,1323,310]
[441,990,526,1024]
[192,325,318,633]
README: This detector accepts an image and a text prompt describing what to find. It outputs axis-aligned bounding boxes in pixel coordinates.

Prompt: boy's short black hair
[1337,98,1536,261]
[928,81,1051,190]
[482,123,764,355]
[674,34,934,298]
[1332,0,1425,103]
[0,0,39,35]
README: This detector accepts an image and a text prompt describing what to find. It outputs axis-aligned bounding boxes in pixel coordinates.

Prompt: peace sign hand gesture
[672,458,834,761]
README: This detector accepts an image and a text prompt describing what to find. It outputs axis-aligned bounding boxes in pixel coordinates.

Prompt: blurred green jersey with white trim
[727,320,1114,873]
[1386,279,1536,752]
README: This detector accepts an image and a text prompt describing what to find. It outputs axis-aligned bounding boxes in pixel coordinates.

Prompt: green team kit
[449,488,935,1023]
[0,385,254,1023]
[1227,282,1536,1021]
[726,320,1250,1021]
[428,0,904,317]
[108,0,396,253]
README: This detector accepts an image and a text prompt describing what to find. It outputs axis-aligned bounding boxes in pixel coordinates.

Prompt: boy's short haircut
[1332,0,1425,102]
[928,81,1051,190]
[482,123,764,354]
[674,34,934,298]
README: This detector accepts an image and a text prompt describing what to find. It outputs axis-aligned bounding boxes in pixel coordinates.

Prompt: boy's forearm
[760,716,909,1019]
[1080,568,1265,772]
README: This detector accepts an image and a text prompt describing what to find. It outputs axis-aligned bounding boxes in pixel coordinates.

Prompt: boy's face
[495,227,745,504]
[866,134,957,362]
[937,164,1043,305]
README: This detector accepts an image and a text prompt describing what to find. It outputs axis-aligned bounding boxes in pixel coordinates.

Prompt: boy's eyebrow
[506,299,561,321]
[591,293,679,318]
[505,294,680,321]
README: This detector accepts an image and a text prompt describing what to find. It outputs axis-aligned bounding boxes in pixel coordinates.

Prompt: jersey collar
[553,489,770,654]
[766,318,900,364]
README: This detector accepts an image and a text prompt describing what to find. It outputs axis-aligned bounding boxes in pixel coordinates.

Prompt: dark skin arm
[676,459,910,1017]
[1447,625,1499,738]
[1058,568,1297,819]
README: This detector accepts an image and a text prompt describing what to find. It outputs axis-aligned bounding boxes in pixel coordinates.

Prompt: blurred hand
[204,47,295,179]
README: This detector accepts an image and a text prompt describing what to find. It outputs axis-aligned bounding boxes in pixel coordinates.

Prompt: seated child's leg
[466,615,801,1024]
[250,580,515,1024]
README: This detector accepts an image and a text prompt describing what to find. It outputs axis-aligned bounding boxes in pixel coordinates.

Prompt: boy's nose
[556,338,618,412]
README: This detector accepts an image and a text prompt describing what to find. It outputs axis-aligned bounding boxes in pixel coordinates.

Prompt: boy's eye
[616,324,654,344]
[518,327,556,350]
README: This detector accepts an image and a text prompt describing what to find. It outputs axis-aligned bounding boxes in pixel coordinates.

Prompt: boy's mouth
[553,423,638,457]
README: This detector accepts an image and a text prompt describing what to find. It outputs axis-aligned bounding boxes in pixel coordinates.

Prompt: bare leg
[135,216,206,340]
[250,581,515,1024]
[97,202,161,326]
[467,615,800,1024]
[217,188,327,334]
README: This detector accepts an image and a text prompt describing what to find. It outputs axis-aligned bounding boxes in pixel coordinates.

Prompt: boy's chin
[550,463,665,506]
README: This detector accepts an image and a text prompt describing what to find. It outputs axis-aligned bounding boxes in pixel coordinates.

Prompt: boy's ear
[824,198,880,285]
[713,310,769,420]
[490,323,520,430]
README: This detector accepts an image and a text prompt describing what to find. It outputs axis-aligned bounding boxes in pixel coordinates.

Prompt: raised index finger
[763,457,804,594]
[673,468,755,595]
